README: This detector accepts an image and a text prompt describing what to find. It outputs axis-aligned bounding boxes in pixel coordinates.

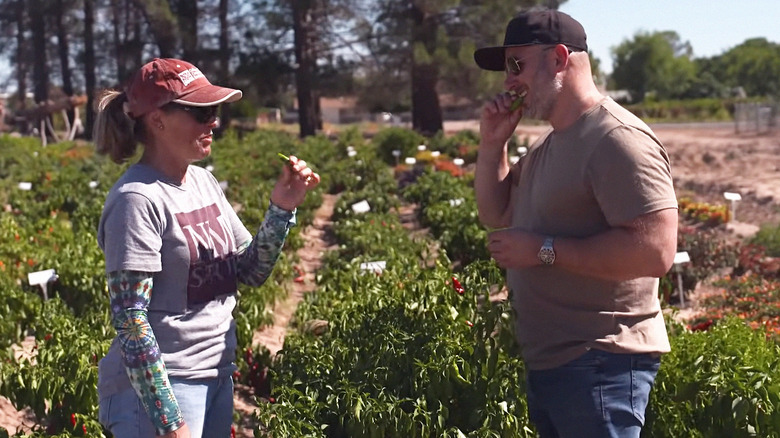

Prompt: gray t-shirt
[97,164,254,395]
[506,98,676,370]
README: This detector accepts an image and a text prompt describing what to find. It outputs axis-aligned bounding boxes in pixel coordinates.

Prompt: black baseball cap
[474,10,588,71]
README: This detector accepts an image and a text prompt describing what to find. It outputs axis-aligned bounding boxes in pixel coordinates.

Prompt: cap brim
[474,46,506,71]
[475,43,551,71]
[173,85,243,107]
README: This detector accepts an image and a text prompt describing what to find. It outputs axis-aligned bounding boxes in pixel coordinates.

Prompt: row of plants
[678,197,731,227]
[0,129,341,436]
[251,131,780,436]
[625,97,739,123]
[252,138,534,436]
[2,125,780,436]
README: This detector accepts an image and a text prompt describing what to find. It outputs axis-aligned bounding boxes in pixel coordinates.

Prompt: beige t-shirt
[506,98,677,370]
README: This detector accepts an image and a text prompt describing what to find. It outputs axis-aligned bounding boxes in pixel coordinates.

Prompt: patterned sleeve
[107,270,185,435]
[236,202,297,286]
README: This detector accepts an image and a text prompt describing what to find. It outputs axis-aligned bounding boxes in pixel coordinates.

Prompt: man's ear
[554,45,569,72]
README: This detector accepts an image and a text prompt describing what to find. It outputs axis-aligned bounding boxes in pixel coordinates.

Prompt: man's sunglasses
[505,46,572,76]
[164,103,219,124]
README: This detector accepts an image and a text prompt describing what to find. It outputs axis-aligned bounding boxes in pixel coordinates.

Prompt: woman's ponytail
[93,90,141,164]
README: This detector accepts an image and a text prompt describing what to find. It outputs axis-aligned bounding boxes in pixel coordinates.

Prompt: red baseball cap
[124,58,242,119]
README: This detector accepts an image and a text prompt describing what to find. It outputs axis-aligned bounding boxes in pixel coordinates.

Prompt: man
[473,9,678,438]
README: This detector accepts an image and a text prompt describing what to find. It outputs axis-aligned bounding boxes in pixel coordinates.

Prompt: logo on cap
[178,68,204,87]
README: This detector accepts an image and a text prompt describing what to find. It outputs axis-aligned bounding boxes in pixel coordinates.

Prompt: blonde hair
[93,90,145,164]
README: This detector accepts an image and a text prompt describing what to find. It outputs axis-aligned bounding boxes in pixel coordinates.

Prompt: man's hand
[479,90,525,150]
[487,228,542,269]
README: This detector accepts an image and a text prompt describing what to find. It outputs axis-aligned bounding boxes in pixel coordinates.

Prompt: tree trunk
[217,0,231,135]
[410,6,443,136]
[411,62,443,136]
[176,0,198,62]
[112,1,146,84]
[29,0,48,104]
[55,0,74,124]
[111,3,126,82]
[83,0,96,138]
[14,0,27,110]
[133,0,179,58]
[292,0,318,138]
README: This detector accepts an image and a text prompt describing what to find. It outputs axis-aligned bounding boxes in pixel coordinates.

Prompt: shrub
[372,127,426,166]
[646,318,780,437]
[750,223,780,257]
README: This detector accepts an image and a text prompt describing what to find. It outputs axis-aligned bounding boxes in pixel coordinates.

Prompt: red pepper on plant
[451,276,464,295]
[294,265,305,283]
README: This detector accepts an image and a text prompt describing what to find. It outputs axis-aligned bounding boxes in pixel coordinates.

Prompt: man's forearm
[475,143,513,229]
[553,209,678,281]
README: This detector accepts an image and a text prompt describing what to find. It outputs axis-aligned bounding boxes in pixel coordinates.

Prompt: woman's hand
[270,155,320,211]
[159,423,191,438]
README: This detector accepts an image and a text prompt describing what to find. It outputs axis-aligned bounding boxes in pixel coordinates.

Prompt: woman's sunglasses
[164,103,219,124]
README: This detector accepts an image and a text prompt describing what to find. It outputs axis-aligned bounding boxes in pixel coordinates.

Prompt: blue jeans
[525,349,660,438]
[98,375,234,438]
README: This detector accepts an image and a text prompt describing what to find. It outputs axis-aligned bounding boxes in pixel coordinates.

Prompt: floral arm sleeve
[236,202,297,286]
[107,270,185,435]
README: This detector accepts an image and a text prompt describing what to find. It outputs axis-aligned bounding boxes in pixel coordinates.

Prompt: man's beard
[523,68,563,121]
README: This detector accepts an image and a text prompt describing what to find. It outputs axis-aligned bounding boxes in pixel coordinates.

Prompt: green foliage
[372,127,426,166]
[403,170,490,266]
[5,126,780,437]
[626,98,734,122]
[717,38,780,98]
[750,223,780,257]
[0,130,327,436]
[611,31,697,101]
[427,129,481,160]
[646,318,780,437]
[660,225,738,304]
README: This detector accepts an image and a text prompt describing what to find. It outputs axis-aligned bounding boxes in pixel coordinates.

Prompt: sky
[559,0,780,74]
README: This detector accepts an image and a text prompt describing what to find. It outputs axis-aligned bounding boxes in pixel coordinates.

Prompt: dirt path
[233,193,338,437]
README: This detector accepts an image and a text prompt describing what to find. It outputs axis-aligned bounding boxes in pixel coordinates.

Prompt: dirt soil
[3,123,780,435]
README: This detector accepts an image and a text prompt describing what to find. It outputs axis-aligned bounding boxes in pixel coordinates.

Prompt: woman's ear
[146,109,165,131]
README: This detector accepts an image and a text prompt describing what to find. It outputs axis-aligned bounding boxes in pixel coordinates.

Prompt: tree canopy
[610,31,780,102]
[0,0,777,139]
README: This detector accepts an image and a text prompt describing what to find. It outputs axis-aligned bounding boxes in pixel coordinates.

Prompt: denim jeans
[98,375,234,438]
[525,349,660,438]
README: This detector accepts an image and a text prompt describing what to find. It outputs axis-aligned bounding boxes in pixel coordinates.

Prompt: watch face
[539,247,555,265]
[539,237,555,265]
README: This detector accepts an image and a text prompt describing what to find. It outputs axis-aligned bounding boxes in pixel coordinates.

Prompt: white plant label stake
[673,251,690,307]
[723,192,742,221]
[351,200,371,214]
[359,261,386,274]
[28,269,58,300]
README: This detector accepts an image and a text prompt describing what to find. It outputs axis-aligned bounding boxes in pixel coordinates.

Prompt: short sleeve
[99,191,164,273]
[586,126,677,226]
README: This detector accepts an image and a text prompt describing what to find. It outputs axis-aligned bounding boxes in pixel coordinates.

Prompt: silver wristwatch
[538,236,555,265]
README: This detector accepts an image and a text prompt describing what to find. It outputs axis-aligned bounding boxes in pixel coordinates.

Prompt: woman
[93,58,319,438]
